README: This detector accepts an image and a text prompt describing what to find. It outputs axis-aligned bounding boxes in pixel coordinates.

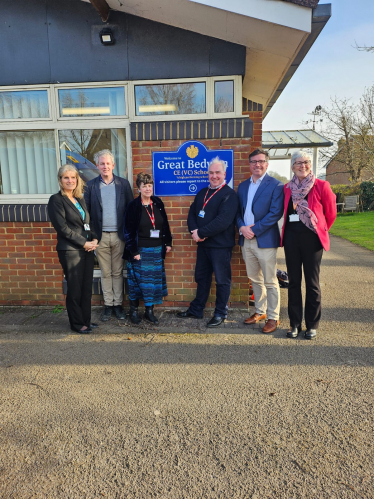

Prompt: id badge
[150,230,160,238]
[198,210,205,218]
[84,223,90,231]
[289,214,300,222]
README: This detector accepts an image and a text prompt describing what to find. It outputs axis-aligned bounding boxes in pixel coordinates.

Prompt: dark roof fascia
[264,3,331,117]
[282,0,319,7]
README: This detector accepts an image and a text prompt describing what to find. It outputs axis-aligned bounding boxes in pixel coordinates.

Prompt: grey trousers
[96,232,125,306]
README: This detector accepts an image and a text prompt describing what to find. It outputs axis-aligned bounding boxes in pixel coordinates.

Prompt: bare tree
[320,87,374,183]
[215,96,234,113]
[137,83,205,115]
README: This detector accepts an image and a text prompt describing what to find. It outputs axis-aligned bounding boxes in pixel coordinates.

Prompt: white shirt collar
[209,180,226,190]
[250,172,267,185]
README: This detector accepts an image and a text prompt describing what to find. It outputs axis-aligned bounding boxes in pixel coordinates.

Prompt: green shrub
[360,181,374,210]
[330,183,361,204]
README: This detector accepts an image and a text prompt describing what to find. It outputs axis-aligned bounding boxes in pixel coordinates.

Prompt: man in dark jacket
[84,150,133,321]
[177,157,238,327]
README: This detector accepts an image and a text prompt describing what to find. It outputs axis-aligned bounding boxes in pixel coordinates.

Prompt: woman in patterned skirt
[123,172,172,324]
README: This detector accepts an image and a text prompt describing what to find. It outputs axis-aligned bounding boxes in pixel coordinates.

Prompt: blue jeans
[189,246,233,318]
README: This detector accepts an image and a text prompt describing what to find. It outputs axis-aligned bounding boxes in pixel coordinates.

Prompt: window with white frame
[135,82,206,116]
[0,76,241,200]
[58,87,126,118]
[0,90,50,120]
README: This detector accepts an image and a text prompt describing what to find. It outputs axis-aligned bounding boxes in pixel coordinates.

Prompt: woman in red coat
[280,151,337,340]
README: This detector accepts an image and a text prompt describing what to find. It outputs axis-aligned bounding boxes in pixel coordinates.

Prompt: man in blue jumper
[177,157,238,327]
[85,150,133,321]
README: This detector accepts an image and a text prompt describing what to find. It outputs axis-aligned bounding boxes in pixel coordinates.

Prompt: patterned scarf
[288,172,318,233]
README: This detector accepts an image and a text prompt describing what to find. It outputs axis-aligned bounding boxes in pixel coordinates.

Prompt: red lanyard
[202,182,226,210]
[142,200,155,229]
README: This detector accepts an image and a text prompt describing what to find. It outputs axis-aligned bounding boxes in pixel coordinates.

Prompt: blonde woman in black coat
[48,165,99,333]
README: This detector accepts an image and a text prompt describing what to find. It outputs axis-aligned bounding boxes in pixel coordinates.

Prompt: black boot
[144,305,159,325]
[129,299,142,324]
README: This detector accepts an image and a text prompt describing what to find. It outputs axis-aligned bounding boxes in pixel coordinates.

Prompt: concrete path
[0,235,373,498]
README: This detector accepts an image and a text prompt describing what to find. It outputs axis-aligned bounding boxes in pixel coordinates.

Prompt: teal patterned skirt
[127,246,168,306]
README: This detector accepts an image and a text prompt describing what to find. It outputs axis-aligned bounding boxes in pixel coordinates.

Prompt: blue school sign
[152,141,233,196]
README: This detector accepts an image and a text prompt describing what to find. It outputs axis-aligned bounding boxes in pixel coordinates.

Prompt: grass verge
[329,211,374,251]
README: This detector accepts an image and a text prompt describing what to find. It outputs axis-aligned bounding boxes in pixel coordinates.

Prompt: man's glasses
[294,161,311,166]
[249,160,267,165]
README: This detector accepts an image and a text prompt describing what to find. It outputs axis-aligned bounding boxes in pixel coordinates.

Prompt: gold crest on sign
[186,145,199,158]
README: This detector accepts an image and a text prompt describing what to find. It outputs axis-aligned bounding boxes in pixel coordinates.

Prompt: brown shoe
[262,319,279,334]
[244,313,267,324]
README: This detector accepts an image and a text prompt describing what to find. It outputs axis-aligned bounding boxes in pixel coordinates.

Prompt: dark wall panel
[127,15,211,80]
[0,0,50,85]
[0,0,245,86]
[210,39,246,76]
[47,1,129,83]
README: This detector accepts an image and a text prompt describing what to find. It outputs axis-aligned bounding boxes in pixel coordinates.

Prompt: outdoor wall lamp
[100,28,115,45]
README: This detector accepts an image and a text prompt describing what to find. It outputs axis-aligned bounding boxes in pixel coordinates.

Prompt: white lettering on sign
[187,158,209,169]
[158,160,185,169]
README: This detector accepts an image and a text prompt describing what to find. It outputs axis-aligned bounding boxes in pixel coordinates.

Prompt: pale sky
[263,0,374,179]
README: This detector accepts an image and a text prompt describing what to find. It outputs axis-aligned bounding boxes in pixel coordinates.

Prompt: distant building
[325,138,373,185]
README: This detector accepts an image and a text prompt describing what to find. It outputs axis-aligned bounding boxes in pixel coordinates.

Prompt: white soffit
[91,0,311,55]
[82,0,312,109]
[189,0,311,32]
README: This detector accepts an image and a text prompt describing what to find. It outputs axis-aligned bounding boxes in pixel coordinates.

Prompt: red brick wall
[0,111,262,307]
[326,159,372,185]
[0,222,63,305]
[0,222,105,306]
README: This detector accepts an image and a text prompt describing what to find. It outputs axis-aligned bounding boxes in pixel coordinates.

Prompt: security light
[100,28,115,45]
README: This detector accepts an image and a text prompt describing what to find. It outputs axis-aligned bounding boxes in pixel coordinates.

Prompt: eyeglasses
[249,160,267,165]
[294,161,311,166]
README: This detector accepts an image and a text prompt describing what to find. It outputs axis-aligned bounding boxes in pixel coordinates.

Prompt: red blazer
[280,179,337,251]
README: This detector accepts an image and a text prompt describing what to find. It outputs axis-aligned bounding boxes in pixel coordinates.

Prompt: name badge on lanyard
[200,183,226,218]
[143,200,159,236]
[289,214,300,222]
[84,223,91,231]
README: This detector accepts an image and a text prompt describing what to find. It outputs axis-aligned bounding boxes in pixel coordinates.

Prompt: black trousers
[58,250,94,332]
[189,246,233,318]
[283,227,323,329]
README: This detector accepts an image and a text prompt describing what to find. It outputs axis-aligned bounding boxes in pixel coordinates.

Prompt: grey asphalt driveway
[0,235,373,498]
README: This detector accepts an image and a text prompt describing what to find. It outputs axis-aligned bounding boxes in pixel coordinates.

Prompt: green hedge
[330,184,360,204]
[360,181,374,210]
[329,182,374,210]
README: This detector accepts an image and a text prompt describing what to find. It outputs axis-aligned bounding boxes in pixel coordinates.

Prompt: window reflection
[135,82,206,116]
[58,128,127,180]
[0,91,49,119]
[214,81,234,113]
[59,87,126,117]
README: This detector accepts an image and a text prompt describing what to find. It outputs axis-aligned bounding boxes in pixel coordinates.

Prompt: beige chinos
[241,237,280,320]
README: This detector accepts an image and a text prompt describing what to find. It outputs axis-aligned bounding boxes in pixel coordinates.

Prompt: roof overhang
[83,0,331,117]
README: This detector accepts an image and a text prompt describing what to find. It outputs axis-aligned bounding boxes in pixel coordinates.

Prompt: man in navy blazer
[84,150,133,321]
[236,148,284,333]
